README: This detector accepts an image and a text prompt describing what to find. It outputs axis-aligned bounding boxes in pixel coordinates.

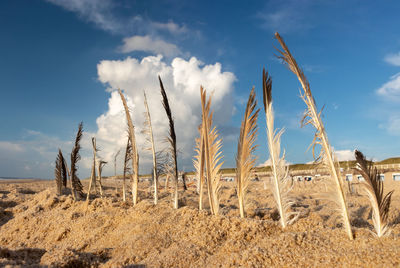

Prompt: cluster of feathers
[54,122,84,200]
[53,32,394,240]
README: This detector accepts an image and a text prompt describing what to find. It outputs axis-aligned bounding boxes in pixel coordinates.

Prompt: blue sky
[1,0,400,179]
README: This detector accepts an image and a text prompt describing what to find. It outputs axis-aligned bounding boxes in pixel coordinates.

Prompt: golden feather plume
[193,126,205,210]
[236,88,259,218]
[275,32,353,239]
[200,87,224,215]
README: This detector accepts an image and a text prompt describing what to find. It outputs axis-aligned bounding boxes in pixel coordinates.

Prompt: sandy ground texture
[1,178,400,267]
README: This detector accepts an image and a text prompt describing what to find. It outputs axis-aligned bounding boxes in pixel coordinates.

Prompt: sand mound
[1,180,400,267]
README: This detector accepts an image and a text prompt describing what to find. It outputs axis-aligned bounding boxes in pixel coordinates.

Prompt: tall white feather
[263,69,298,228]
[143,91,159,205]
[275,32,353,239]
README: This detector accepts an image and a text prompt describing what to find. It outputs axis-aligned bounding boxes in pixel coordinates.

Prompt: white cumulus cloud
[94,55,236,174]
[120,35,181,57]
[151,21,188,35]
[385,116,400,136]
[334,149,355,161]
[0,131,74,179]
[384,52,400,66]
[47,0,190,37]
[257,0,313,33]
[258,158,291,167]
[46,0,120,33]
[376,72,400,101]
[0,141,24,153]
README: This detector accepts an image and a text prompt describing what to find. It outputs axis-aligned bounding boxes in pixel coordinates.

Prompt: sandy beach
[1,178,400,267]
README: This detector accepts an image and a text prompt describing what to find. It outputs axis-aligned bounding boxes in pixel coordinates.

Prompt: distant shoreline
[0,177,46,183]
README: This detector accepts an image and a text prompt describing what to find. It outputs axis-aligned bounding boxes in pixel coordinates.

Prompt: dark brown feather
[123,137,132,179]
[355,150,394,231]
[262,68,272,109]
[60,152,68,188]
[159,76,179,207]
[54,149,66,195]
[70,122,84,200]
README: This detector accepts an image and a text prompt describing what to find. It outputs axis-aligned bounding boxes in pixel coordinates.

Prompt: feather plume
[262,68,298,227]
[118,89,139,205]
[54,149,67,195]
[159,76,179,209]
[193,126,205,210]
[61,154,67,188]
[158,151,174,192]
[275,32,353,239]
[62,159,71,187]
[236,88,259,218]
[354,150,394,237]
[97,160,106,198]
[200,87,224,215]
[86,137,98,202]
[142,91,159,205]
[114,149,121,177]
[122,137,132,202]
[93,138,104,197]
[86,163,95,201]
[70,122,84,200]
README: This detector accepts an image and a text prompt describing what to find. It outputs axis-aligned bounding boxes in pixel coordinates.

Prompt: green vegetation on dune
[376,157,400,165]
